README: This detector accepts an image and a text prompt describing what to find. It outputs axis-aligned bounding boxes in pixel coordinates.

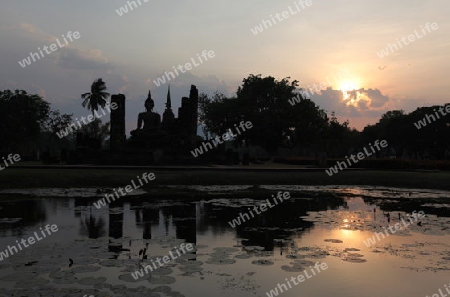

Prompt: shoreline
[1,168,450,191]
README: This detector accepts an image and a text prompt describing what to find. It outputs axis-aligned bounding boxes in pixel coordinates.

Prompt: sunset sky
[1,0,448,133]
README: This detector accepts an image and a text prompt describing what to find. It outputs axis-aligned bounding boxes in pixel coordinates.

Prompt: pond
[0,185,449,297]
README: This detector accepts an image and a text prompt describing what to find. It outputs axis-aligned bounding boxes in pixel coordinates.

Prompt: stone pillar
[189,85,199,140]
[110,94,125,151]
[177,85,199,149]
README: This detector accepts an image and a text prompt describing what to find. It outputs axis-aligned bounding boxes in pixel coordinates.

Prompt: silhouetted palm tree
[81,78,110,115]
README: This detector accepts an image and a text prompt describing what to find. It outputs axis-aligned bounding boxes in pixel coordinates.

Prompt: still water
[0,185,449,297]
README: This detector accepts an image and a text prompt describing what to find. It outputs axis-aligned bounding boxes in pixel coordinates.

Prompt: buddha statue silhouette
[130,91,161,137]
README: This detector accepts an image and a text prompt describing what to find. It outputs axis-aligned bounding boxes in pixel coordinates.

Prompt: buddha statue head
[144,91,155,112]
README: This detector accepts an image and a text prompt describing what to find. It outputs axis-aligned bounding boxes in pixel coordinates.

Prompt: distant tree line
[0,75,448,161]
[0,78,110,159]
[199,74,450,160]
[362,108,450,159]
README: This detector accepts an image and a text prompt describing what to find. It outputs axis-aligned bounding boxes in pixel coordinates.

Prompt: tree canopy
[199,74,337,153]
[363,106,450,159]
[0,90,50,151]
[199,74,450,160]
[200,75,334,152]
[0,90,73,153]
[81,78,110,115]
[1,75,448,161]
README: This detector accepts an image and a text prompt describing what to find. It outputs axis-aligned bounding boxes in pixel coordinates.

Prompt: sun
[339,81,360,93]
[339,81,361,101]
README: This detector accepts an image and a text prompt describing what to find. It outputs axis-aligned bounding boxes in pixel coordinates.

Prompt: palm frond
[83,78,109,116]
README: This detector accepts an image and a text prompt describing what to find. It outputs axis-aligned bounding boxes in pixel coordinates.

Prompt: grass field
[1,168,449,191]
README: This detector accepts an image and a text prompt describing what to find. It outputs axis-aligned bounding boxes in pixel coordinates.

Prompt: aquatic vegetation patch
[72,265,101,273]
[324,239,343,243]
[118,272,150,282]
[77,276,107,285]
[149,275,176,284]
[251,259,274,266]
[341,256,367,263]
[219,272,260,293]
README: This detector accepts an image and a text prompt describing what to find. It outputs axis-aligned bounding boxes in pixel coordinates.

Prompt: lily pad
[72,265,101,273]
[152,267,173,275]
[324,239,343,243]
[77,276,106,285]
[205,258,236,265]
[149,275,176,284]
[118,273,150,282]
[179,265,204,273]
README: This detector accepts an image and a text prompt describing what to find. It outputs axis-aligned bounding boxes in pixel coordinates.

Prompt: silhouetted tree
[407,106,450,159]
[41,110,74,156]
[81,78,110,115]
[199,74,330,153]
[362,107,450,159]
[79,118,110,148]
[236,75,299,152]
[325,111,353,157]
[0,90,50,152]
[198,92,241,139]
[43,110,73,135]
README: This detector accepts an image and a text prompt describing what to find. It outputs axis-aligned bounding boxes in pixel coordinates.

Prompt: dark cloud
[362,88,389,108]
[307,86,394,129]
[55,48,111,71]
